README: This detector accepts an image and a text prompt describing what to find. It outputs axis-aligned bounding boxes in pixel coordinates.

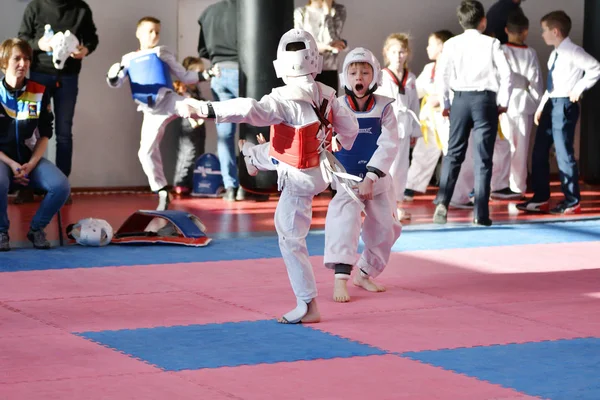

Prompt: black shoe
[404,188,416,201]
[473,218,492,227]
[491,188,524,200]
[27,228,51,249]
[0,232,10,251]
[549,202,581,215]
[252,193,270,202]
[223,187,236,202]
[236,187,246,201]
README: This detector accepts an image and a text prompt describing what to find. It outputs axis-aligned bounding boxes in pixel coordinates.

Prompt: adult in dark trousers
[432,0,513,226]
[18,0,98,205]
[485,0,525,44]
[198,0,243,202]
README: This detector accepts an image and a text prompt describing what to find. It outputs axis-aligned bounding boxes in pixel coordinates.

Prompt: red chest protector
[268,99,333,169]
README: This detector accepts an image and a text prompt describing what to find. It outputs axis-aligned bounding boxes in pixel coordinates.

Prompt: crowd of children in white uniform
[106,0,599,323]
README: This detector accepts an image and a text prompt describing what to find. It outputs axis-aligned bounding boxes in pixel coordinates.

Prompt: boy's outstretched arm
[106,60,128,88]
[177,95,288,127]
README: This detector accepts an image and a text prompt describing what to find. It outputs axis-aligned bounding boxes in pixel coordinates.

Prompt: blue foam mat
[2,220,599,271]
[76,320,386,371]
[401,337,600,400]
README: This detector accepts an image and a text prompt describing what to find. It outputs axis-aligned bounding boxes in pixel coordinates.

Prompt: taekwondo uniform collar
[280,75,322,105]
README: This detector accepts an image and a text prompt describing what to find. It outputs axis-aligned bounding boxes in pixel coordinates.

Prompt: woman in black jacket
[0,38,70,251]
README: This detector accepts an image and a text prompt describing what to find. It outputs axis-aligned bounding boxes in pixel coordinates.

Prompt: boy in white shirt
[491,9,543,199]
[432,0,512,226]
[517,10,600,214]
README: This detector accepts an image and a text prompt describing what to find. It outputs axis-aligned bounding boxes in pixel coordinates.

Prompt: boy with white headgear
[324,47,402,302]
[179,28,359,324]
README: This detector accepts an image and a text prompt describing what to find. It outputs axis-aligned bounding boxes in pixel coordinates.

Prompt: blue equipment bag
[192,153,224,197]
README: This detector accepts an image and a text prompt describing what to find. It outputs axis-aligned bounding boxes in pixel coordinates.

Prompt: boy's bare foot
[353,273,386,292]
[333,278,351,302]
[277,299,321,324]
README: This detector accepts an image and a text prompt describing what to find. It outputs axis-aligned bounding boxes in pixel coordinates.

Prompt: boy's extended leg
[238,141,276,175]
[275,188,320,323]
[355,183,402,291]
[323,186,363,302]
[139,112,177,210]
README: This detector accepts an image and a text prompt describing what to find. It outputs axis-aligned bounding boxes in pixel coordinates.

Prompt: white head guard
[339,47,382,93]
[50,30,79,70]
[273,29,322,83]
[67,218,113,247]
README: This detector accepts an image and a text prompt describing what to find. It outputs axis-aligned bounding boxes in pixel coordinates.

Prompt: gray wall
[0,0,584,188]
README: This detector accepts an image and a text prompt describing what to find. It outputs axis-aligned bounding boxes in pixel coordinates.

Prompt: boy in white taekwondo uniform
[106,17,213,210]
[375,34,420,220]
[324,48,402,303]
[178,29,359,324]
[491,10,542,199]
[432,0,512,226]
[517,10,600,214]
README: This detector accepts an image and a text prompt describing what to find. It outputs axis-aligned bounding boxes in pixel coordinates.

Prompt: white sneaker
[397,208,412,220]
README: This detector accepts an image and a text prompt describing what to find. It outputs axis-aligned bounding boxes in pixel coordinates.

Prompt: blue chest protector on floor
[112,210,211,247]
[127,53,173,107]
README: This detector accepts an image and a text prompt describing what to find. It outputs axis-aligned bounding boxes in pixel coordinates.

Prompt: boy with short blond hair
[107,17,212,210]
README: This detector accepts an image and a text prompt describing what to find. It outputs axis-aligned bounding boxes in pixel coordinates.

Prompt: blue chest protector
[127,52,173,107]
[336,116,383,179]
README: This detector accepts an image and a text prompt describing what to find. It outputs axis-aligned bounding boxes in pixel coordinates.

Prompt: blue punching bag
[237,0,294,194]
